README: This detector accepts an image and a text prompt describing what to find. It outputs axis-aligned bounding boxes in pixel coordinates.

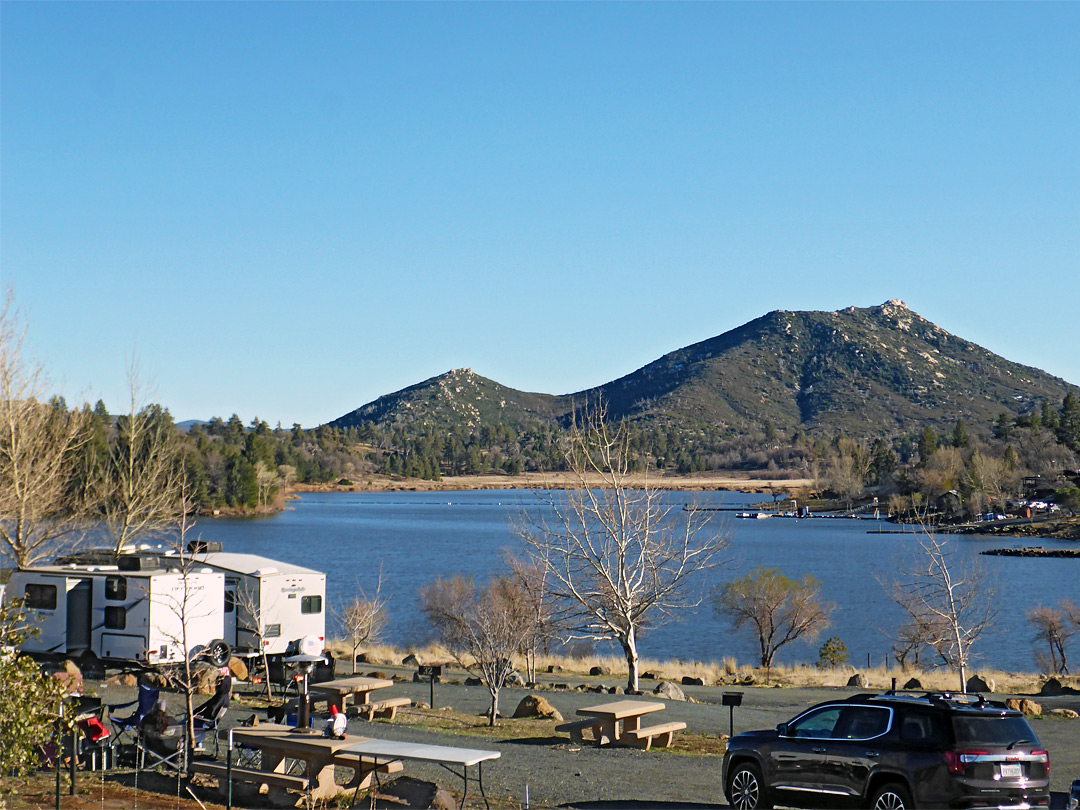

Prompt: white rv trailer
[4,563,226,667]
[187,551,326,661]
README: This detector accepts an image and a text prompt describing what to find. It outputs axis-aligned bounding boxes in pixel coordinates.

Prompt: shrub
[817,636,849,669]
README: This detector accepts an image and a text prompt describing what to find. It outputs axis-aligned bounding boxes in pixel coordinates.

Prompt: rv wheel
[205,639,231,668]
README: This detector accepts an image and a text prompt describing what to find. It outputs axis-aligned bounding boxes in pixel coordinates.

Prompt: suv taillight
[945,751,988,775]
[1033,750,1049,775]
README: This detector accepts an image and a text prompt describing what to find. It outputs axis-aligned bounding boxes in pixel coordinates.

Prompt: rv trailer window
[265,624,281,638]
[224,590,235,613]
[105,576,127,600]
[104,605,126,629]
[25,584,57,610]
[301,596,322,615]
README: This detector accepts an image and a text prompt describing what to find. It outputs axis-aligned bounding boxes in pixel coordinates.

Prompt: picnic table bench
[310,676,395,714]
[190,761,309,792]
[554,717,609,745]
[620,720,687,750]
[353,695,412,721]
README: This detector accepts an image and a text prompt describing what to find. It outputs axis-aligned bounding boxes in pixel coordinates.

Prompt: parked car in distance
[721,691,1050,810]
[1068,778,1080,810]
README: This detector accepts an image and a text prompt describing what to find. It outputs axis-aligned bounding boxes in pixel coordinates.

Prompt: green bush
[817,636,849,669]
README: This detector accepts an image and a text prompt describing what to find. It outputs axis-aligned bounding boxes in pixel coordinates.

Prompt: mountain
[329,301,1078,438]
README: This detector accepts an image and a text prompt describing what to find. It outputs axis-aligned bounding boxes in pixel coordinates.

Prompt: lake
[201,490,1076,672]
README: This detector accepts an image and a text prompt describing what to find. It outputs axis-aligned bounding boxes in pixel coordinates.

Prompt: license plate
[1000,763,1023,779]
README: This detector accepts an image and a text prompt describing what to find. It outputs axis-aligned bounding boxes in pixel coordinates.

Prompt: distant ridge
[329,301,1078,438]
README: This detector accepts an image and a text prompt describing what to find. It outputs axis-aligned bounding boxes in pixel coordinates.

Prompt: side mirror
[775,722,788,737]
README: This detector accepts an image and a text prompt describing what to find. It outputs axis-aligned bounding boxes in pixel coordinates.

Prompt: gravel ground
[94,673,1080,809]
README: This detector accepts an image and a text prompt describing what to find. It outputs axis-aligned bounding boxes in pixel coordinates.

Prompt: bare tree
[0,292,91,567]
[505,553,556,685]
[419,575,534,726]
[1028,601,1078,675]
[713,567,833,673]
[518,406,730,692]
[232,584,277,702]
[336,570,388,674]
[97,357,182,554]
[886,530,996,692]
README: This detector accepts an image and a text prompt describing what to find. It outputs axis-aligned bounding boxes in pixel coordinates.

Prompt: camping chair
[106,685,158,746]
[137,722,186,775]
[77,714,114,771]
[190,703,229,758]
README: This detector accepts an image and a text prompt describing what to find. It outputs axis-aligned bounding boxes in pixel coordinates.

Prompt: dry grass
[329,641,1061,695]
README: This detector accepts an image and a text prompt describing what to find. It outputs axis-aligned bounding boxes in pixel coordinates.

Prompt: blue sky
[3,3,1078,428]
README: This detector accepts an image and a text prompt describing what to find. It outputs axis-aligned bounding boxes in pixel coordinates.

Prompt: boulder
[228,656,249,681]
[682,676,704,686]
[53,666,83,695]
[506,670,526,687]
[641,672,659,681]
[464,677,482,686]
[1039,677,1064,696]
[902,677,923,690]
[106,673,139,688]
[512,694,563,722]
[610,686,624,695]
[966,674,996,694]
[552,682,570,691]
[194,666,219,695]
[1005,698,1042,716]
[379,776,457,810]
[590,684,607,694]
[402,653,421,667]
[355,652,371,664]
[653,681,687,702]
[1049,708,1079,719]
[546,665,562,673]
[846,673,867,688]
[589,666,605,677]
[140,671,170,689]
[368,671,390,680]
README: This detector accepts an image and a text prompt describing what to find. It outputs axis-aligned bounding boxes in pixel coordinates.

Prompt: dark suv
[721,692,1050,810]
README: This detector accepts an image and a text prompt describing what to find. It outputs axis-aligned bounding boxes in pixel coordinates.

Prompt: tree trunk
[622,629,639,693]
[488,686,499,727]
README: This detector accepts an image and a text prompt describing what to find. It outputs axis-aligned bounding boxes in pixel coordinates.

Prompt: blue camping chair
[106,685,158,746]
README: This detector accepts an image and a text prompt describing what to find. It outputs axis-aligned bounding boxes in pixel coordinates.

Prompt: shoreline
[289,470,815,495]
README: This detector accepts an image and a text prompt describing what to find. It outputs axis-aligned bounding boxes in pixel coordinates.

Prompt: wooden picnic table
[340,739,501,809]
[310,676,395,713]
[575,700,667,744]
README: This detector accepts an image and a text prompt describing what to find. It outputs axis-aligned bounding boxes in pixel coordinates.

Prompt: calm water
[200,490,1077,672]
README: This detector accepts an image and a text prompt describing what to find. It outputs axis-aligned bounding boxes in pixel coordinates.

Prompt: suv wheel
[727,762,771,810]
[871,782,913,810]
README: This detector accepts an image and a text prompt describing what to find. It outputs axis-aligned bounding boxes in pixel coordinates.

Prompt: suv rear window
[952,715,1038,745]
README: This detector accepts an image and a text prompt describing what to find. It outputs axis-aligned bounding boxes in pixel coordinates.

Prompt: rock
[402,653,421,666]
[966,674,996,694]
[1039,677,1064,696]
[368,671,389,680]
[682,676,704,686]
[1005,698,1042,716]
[506,670,526,687]
[609,686,624,695]
[228,656,249,681]
[653,681,687,701]
[902,677,923,690]
[847,673,867,688]
[740,675,756,685]
[106,673,138,688]
[552,682,570,691]
[355,652,371,664]
[547,665,562,673]
[590,684,607,694]
[379,776,457,810]
[464,676,482,686]
[589,666,604,677]
[1049,708,1079,719]
[194,666,220,695]
[53,668,83,695]
[512,694,563,721]
[140,671,170,689]
[641,672,659,680]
